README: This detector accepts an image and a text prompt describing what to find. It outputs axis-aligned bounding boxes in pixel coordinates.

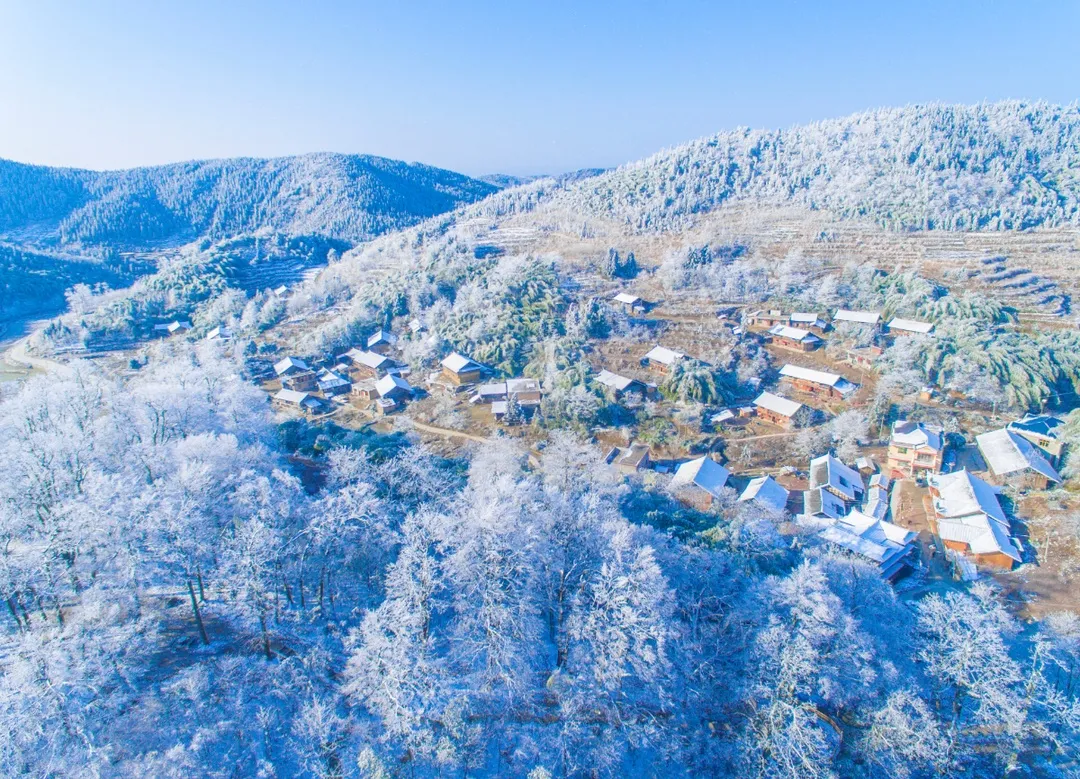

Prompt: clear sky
[1,0,1078,176]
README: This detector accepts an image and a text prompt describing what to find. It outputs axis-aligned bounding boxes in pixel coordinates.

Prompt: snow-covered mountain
[536,101,1080,232]
[0,152,498,247]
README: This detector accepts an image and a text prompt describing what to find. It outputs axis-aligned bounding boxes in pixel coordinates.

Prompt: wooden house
[779,364,858,400]
[440,352,484,385]
[273,356,310,378]
[595,369,652,401]
[644,345,686,374]
[670,456,731,511]
[351,379,379,404]
[375,374,414,404]
[613,444,651,475]
[272,389,323,416]
[343,349,397,380]
[367,330,398,355]
[282,371,319,392]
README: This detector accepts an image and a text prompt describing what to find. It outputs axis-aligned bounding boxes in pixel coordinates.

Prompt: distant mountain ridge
[544,101,1080,232]
[0,152,498,247]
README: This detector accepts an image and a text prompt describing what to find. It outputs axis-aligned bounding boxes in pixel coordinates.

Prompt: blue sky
[1,0,1077,176]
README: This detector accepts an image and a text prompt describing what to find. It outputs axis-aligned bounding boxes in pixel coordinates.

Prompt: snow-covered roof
[754,391,803,418]
[738,476,790,511]
[789,312,825,326]
[274,389,310,405]
[834,309,881,325]
[769,324,820,342]
[803,487,848,519]
[645,345,685,365]
[929,470,1007,524]
[1008,414,1064,440]
[375,374,412,397]
[891,420,943,452]
[368,330,398,347]
[167,320,192,333]
[809,454,864,501]
[274,356,309,376]
[888,318,934,334]
[976,428,1061,483]
[930,471,1020,561]
[779,364,858,395]
[348,349,393,369]
[671,456,731,499]
[506,378,541,395]
[613,292,641,305]
[818,509,917,573]
[595,369,640,392]
[442,352,481,373]
[205,326,231,341]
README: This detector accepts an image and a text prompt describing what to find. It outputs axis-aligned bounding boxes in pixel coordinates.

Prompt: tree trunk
[259,612,272,660]
[188,578,209,645]
[196,567,206,602]
[6,596,23,631]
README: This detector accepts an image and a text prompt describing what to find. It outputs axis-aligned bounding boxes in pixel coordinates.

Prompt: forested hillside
[523,102,1080,233]
[0,153,497,247]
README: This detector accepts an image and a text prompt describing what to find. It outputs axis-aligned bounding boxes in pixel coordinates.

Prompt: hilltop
[0,152,497,248]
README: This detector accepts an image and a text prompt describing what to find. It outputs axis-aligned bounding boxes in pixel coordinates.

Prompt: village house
[350,379,379,404]
[272,284,288,297]
[273,356,310,377]
[670,456,732,510]
[282,370,319,392]
[768,324,822,352]
[204,326,231,341]
[843,344,884,369]
[816,509,918,581]
[470,378,543,407]
[886,420,945,479]
[833,309,882,329]
[612,444,651,475]
[272,389,323,415]
[753,391,808,428]
[343,349,398,379]
[317,369,351,397]
[886,318,934,336]
[1007,414,1065,464]
[928,469,1022,570]
[153,320,193,337]
[789,312,830,333]
[803,454,865,518]
[440,352,485,386]
[738,475,790,512]
[644,346,686,374]
[612,292,647,314]
[779,364,858,400]
[375,374,414,404]
[976,427,1062,490]
[367,330,398,355]
[595,369,652,401]
[746,309,790,329]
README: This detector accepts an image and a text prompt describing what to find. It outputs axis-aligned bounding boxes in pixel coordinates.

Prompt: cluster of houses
[744,308,935,369]
[270,330,419,417]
